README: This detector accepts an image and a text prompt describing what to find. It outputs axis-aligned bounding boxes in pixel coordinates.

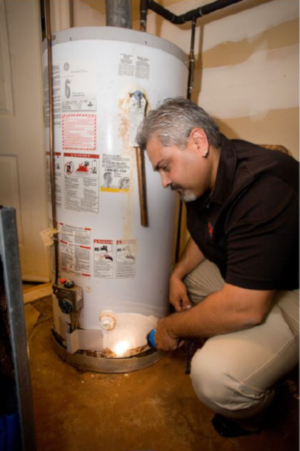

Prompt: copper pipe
[44,0,59,284]
[136,147,148,227]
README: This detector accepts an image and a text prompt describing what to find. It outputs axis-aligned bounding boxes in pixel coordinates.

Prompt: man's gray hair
[137,97,221,150]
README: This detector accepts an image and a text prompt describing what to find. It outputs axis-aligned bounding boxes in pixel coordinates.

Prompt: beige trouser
[185,260,299,420]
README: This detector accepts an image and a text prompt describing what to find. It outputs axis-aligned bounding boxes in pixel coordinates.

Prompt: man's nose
[161,172,171,188]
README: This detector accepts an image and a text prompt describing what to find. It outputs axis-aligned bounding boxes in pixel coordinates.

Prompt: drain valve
[99,310,117,331]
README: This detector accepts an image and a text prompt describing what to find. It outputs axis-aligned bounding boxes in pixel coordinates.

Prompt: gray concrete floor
[25,298,299,451]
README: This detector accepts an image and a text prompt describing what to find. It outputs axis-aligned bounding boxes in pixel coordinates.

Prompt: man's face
[146,131,211,202]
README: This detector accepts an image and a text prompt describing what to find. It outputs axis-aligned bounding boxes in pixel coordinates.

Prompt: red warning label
[62,114,97,151]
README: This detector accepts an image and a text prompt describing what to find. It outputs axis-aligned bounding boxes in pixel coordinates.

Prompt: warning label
[62,114,97,151]
[59,224,91,277]
[63,153,99,213]
[116,239,137,279]
[93,240,114,279]
[100,154,131,192]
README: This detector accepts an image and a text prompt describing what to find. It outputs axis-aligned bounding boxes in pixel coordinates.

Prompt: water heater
[42,27,188,372]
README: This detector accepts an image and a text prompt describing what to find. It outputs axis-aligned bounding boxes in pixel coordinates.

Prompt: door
[0,0,50,282]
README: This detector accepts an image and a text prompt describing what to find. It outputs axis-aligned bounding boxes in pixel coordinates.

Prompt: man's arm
[155,283,275,350]
[170,237,205,311]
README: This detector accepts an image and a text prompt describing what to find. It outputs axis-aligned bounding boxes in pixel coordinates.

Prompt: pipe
[140,0,148,31]
[44,0,59,285]
[147,0,247,24]
[106,0,132,28]
[70,0,74,27]
[175,18,197,261]
[136,147,148,226]
[187,18,197,100]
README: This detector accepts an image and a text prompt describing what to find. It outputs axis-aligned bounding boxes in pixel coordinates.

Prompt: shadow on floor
[25,299,299,451]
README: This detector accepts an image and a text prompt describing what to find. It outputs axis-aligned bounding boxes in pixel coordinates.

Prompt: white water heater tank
[42,27,188,372]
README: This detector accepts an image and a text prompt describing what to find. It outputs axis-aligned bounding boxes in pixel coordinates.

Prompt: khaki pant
[185,260,299,420]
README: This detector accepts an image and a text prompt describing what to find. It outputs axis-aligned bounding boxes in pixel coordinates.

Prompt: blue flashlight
[147,329,157,349]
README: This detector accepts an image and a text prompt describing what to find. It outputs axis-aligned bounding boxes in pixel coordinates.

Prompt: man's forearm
[162,284,274,341]
[172,237,205,280]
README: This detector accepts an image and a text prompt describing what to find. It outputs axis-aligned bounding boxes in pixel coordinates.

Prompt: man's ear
[189,128,209,156]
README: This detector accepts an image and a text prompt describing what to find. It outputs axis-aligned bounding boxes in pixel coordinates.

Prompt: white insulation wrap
[43,27,188,358]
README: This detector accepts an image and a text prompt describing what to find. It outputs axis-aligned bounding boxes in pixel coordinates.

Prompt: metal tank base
[51,328,165,373]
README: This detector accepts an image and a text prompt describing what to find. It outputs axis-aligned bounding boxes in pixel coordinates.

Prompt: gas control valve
[53,279,83,314]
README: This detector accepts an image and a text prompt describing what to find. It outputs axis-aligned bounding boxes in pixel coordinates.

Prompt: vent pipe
[106,0,132,28]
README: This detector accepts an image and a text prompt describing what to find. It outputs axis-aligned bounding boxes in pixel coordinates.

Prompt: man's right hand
[169,274,192,312]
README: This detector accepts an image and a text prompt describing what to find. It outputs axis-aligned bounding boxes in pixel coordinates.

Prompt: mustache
[170,183,183,191]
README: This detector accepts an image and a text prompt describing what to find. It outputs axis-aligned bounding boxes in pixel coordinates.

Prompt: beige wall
[73,0,105,26]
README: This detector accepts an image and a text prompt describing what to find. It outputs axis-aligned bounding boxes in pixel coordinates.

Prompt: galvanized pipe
[106,0,132,28]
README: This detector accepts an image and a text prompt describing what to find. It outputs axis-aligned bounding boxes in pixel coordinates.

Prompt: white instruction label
[93,240,114,279]
[100,155,131,192]
[61,59,97,112]
[63,153,99,213]
[116,239,137,279]
[135,56,150,79]
[119,54,134,77]
[118,54,150,80]
[59,224,91,277]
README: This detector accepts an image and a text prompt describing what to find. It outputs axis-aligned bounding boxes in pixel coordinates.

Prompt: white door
[0,0,50,282]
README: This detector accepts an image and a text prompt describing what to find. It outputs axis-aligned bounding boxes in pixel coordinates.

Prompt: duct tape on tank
[40,227,58,247]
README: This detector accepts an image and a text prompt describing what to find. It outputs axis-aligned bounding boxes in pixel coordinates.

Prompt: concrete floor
[25,297,299,451]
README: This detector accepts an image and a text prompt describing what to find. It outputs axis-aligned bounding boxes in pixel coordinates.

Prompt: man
[137,98,299,437]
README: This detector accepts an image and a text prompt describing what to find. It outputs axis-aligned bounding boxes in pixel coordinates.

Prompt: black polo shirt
[186,134,299,290]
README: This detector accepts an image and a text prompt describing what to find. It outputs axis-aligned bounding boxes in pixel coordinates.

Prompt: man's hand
[169,274,192,312]
[155,316,182,351]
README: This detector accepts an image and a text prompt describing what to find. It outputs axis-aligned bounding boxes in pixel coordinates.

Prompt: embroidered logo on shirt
[207,221,214,238]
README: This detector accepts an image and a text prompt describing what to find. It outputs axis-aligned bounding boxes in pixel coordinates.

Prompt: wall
[73,0,105,27]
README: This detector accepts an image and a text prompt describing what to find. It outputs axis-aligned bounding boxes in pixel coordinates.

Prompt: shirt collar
[211,134,237,206]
